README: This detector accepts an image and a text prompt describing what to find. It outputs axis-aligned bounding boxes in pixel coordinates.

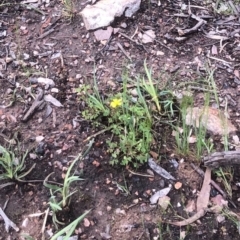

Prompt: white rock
[115,208,126,215]
[80,0,141,30]
[216,214,225,223]
[158,196,170,210]
[22,218,29,227]
[177,202,181,207]
[29,153,37,159]
[56,149,62,154]
[44,94,63,107]
[33,51,39,56]
[130,88,138,97]
[36,136,44,142]
[94,26,113,41]
[141,30,156,44]
[83,218,90,227]
[150,186,171,204]
[23,53,30,60]
[6,57,13,63]
[133,199,139,204]
[232,135,240,145]
[76,74,82,79]
[37,77,55,87]
[51,88,59,93]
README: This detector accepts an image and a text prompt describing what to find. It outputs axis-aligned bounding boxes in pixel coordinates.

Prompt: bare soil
[1,0,240,239]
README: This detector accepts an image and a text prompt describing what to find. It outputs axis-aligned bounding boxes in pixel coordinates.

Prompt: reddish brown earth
[1,0,240,239]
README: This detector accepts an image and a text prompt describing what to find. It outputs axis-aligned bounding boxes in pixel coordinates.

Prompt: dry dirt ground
[1,0,240,239]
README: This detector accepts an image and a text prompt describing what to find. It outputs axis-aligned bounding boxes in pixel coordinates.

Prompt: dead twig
[167,208,207,226]
[167,168,212,226]
[190,163,227,199]
[204,150,240,168]
[207,54,232,66]
[177,14,206,36]
[83,126,113,142]
[22,88,44,122]
[38,28,55,39]
[138,29,174,52]
[116,42,132,61]
[41,208,49,240]
[118,32,148,53]
[127,169,154,178]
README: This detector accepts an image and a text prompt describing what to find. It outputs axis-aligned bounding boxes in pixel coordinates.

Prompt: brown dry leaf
[174,182,182,189]
[196,168,211,211]
[149,151,158,159]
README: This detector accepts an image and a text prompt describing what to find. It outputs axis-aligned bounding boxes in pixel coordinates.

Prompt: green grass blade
[51,210,91,240]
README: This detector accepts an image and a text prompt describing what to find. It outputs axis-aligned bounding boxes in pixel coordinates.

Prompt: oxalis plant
[82,80,152,166]
[80,62,172,167]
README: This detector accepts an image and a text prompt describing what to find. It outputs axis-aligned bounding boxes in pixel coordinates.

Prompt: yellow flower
[110,98,122,108]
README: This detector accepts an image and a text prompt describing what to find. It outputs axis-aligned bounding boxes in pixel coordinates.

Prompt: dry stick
[190,163,227,199]
[127,169,154,178]
[0,182,15,190]
[18,179,63,186]
[176,13,207,36]
[167,206,221,226]
[173,14,214,19]
[38,28,55,39]
[41,207,49,240]
[22,88,44,122]
[204,34,229,40]
[119,32,138,43]
[207,54,232,65]
[188,86,218,92]
[154,38,174,53]
[178,17,206,36]
[139,29,174,52]
[97,36,113,58]
[116,42,132,61]
[83,126,113,142]
[168,208,206,226]
[203,151,240,167]
[118,32,148,52]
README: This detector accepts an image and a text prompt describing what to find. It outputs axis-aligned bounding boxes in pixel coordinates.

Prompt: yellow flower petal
[110,98,122,108]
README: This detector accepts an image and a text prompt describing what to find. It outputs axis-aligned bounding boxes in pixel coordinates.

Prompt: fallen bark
[204,151,240,168]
